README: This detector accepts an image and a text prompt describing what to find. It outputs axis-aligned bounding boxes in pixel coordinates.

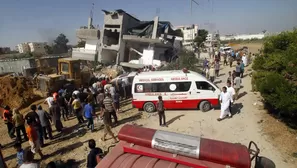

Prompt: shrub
[253,28,297,118]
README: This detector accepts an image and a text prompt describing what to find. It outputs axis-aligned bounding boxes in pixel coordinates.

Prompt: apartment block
[17,43,30,53]
[17,42,46,54]
[176,24,198,51]
[28,42,46,54]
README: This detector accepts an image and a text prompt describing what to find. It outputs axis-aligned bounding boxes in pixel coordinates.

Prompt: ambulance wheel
[199,101,211,112]
[143,102,156,113]
[255,156,276,168]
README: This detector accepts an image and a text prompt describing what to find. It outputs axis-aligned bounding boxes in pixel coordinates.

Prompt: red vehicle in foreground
[96,125,275,168]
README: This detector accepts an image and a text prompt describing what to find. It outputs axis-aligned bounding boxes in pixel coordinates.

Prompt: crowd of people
[203,48,248,122]
[1,76,132,168]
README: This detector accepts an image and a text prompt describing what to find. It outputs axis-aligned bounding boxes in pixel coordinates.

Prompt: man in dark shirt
[57,93,68,121]
[87,139,103,168]
[3,106,15,138]
[25,105,44,146]
[78,91,88,107]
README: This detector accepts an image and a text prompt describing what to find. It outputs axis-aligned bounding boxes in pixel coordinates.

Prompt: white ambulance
[131,69,221,113]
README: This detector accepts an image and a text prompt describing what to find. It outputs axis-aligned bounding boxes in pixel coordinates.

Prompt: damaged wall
[101,49,117,64]
[0,58,36,74]
[100,9,141,64]
[85,39,99,50]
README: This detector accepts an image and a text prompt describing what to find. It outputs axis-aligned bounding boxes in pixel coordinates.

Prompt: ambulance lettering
[171,77,188,80]
[151,78,164,81]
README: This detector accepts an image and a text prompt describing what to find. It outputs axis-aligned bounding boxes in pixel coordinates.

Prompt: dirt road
[134,64,296,168]
[1,61,296,167]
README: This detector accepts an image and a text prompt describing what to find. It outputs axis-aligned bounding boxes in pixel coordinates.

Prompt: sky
[0,0,296,48]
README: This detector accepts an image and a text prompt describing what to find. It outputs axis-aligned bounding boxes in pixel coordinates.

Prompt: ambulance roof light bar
[118,125,251,168]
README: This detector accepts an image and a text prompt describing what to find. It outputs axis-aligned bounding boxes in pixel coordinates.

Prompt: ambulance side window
[167,82,191,92]
[135,83,152,93]
[152,83,167,92]
[196,81,214,91]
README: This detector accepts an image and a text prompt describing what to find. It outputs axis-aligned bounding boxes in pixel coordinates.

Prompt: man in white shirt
[92,82,98,91]
[226,81,235,113]
[109,84,116,99]
[73,90,80,96]
[234,74,242,100]
[43,93,54,108]
[217,86,233,121]
[242,54,247,66]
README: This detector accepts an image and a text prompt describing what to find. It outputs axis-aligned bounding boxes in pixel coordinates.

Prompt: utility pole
[190,0,199,52]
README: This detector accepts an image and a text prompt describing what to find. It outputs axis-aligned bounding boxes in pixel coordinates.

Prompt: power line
[190,0,199,16]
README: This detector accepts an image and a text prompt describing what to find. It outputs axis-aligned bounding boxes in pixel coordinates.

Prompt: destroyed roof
[127,21,179,37]
[102,9,140,22]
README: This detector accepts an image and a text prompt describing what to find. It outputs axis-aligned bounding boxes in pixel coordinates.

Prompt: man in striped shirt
[103,93,118,126]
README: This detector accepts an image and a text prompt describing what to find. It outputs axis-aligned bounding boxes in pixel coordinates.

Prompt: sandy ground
[231,43,263,54]
[1,44,297,167]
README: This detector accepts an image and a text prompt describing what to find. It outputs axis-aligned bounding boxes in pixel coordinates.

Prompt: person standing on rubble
[101,77,107,88]
[109,84,116,100]
[103,93,118,126]
[64,89,73,116]
[49,101,63,132]
[96,89,105,110]
[3,105,16,139]
[90,84,98,105]
[25,105,44,146]
[36,105,53,140]
[44,93,54,109]
[57,93,68,121]
[100,104,117,143]
[72,94,84,124]
[12,108,28,143]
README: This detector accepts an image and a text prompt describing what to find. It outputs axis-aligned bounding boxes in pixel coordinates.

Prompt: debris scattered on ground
[257,119,264,124]
[101,66,120,78]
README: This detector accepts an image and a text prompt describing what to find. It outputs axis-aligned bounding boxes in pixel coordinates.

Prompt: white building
[72,28,100,61]
[176,25,198,51]
[28,42,46,54]
[220,33,265,41]
[17,42,46,54]
[17,43,30,53]
[204,33,213,47]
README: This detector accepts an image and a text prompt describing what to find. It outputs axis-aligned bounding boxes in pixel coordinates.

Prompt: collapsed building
[0,56,67,77]
[72,9,183,67]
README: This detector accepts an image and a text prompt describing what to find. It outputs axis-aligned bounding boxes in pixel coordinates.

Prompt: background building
[220,33,266,41]
[0,47,11,54]
[176,24,198,51]
[72,9,101,61]
[17,43,30,53]
[17,42,46,54]
[28,42,46,54]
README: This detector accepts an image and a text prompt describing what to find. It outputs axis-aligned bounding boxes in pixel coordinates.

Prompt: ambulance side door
[194,81,217,104]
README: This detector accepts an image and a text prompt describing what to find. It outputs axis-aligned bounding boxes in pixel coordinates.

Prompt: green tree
[159,49,201,73]
[76,40,86,48]
[52,33,69,54]
[45,44,53,54]
[194,29,208,47]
